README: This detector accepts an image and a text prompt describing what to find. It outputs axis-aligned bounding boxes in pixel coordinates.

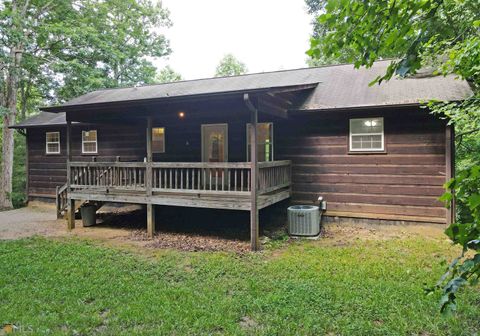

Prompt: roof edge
[40,84,319,113]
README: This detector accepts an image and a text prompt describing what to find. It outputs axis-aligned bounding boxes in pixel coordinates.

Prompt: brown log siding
[275,107,447,223]
[26,104,447,223]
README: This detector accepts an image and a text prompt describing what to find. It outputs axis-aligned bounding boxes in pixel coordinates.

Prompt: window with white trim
[45,132,60,154]
[349,117,384,152]
[152,127,165,153]
[82,130,98,154]
[247,122,273,162]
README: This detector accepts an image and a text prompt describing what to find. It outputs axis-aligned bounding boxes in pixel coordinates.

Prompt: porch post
[146,116,155,237]
[249,101,260,251]
[66,119,75,230]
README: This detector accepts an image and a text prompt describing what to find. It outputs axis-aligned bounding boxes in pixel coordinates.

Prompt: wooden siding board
[292,173,445,185]
[323,202,446,218]
[27,104,447,223]
[292,164,445,176]
[277,107,447,222]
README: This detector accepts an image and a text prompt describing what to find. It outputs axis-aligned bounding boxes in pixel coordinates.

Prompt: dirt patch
[0,203,448,253]
[132,230,250,253]
[320,220,446,245]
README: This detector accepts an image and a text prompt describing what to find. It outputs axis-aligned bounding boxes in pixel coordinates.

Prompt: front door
[202,124,228,189]
[201,124,228,163]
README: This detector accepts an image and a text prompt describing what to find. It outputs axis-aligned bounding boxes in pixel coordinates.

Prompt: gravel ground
[0,204,62,240]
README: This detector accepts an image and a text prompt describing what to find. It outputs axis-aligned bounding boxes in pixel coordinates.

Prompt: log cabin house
[12,61,472,250]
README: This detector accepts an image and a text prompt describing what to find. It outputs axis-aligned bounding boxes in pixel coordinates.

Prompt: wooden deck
[66,160,291,211]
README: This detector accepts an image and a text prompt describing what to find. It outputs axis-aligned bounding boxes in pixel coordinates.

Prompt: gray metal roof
[13,60,473,128]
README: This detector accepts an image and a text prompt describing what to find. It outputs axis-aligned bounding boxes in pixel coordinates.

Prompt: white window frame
[152,127,166,154]
[349,117,384,152]
[82,130,98,154]
[246,122,274,162]
[45,131,60,154]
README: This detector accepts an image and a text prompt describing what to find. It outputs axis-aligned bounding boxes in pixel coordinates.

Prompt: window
[247,123,273,162]
[152,127,165,153]
[349,117,384,152]
[82,130,98,154]
[46,132,60,154]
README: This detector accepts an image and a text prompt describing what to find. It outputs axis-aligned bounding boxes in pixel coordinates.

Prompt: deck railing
[68,160,291,196]
[70,162,146,191]
[151,162,252,194]
[258,160,292,194]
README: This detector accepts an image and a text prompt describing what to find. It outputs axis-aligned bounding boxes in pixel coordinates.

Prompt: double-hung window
[152,127,165,153]
[349,117,384,152]
[45,132,60,154]
[247,123,273,162]
[82,130,98,154]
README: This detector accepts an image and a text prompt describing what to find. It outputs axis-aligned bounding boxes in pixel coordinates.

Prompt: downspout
[243,93,259,251]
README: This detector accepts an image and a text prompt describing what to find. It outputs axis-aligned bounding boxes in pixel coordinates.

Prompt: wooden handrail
[69,162,146,168]
[258,160,291,168]
[67,160,292,196]
[69,161,291,169]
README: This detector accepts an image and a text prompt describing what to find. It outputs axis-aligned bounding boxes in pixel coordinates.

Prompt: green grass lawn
[0,236,478,335]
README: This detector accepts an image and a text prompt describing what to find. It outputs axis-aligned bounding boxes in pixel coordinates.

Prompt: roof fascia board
[40,84,319,113]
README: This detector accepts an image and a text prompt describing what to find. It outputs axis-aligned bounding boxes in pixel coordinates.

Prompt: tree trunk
[0,48,22,209]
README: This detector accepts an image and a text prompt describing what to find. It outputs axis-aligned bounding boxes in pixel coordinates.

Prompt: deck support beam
[147,203,156,238]
[146,116,155,237]
[66,119,75,230]
[67,199,75,230]
[244,93,260,251]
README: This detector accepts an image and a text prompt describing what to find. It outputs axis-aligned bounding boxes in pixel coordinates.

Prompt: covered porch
[51,84,314,250]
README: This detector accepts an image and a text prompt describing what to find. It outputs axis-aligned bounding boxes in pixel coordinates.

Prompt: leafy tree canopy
[305,0,400,66]
[0,0,171,208]
[215,54,248,77]
[307,0,480,313]
[1,0,171,105]
[155,66,182,83]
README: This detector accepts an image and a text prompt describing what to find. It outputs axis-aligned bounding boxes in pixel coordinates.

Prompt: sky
[154,0,313,80]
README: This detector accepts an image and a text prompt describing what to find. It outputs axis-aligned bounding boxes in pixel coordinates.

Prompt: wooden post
[55,185,61,219]
[250,105,259,251]
[446,124,455,225]
[147,204,155,238]
[146,116,155,237]
[66,119,75,230]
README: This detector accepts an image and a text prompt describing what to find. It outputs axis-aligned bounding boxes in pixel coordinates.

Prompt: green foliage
[155,66,183,83]
[431,166,480,313]
[308,0,480,312]
[215,54,248,77]
[11,132,26,208]
[307,0,479,84]
[1,0,171,106]
[304,0,400,66]
[0,124,26,208]
[0,237,479,334]
[0,0,172,209]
